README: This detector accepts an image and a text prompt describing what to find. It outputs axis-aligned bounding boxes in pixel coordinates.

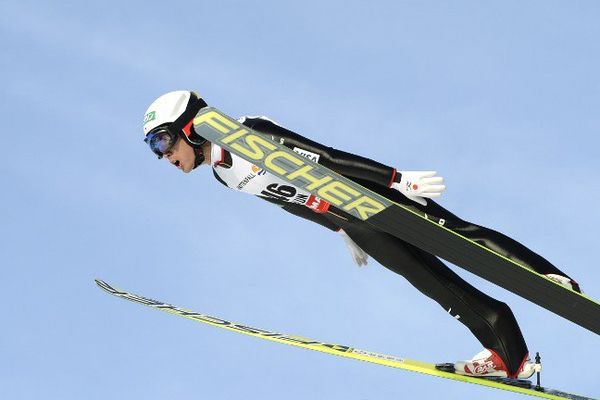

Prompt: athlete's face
[164,137,196,173]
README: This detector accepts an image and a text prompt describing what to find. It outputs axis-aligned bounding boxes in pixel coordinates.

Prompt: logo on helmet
[144,111,156,125]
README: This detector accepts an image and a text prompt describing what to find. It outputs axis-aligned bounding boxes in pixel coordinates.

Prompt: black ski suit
[211,116,573,376]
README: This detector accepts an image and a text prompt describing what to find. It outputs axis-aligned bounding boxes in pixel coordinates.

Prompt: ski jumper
[210,116,574,376]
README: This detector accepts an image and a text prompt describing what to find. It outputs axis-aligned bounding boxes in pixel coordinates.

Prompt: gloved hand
[391,171,446,206]
[339,229,368,267]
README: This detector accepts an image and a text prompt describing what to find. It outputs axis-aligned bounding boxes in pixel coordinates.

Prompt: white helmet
[143,90,193,135]
[142,90,208,167]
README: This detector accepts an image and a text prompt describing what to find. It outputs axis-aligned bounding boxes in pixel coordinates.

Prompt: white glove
[391,171,446,206]
[339,229,369,267]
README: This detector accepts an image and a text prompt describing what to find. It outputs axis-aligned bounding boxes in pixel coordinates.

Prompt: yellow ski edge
[94,279,594,400]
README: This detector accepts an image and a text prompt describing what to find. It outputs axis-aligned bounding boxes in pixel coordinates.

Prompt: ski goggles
[145,128,178,159]
[144,93,209,159]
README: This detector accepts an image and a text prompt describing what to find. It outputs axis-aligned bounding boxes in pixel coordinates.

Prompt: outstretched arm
[241,116,445,205]
[241,116,397,187]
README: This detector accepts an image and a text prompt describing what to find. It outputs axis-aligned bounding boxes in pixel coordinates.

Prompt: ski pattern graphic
[191,107,600,336]
[96,279,595,400]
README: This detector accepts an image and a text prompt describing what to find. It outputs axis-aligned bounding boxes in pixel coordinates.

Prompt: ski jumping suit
[210,116,574,376]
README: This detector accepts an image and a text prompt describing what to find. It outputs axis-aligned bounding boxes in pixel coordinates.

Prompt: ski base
[435,362,595,400]
[95,279,596,400]
[436,363,538,389]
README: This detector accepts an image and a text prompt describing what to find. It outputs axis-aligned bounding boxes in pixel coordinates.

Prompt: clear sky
[1,1,599,399]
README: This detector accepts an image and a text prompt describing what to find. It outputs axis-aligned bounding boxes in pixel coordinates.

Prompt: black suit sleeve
[241,117,398,188]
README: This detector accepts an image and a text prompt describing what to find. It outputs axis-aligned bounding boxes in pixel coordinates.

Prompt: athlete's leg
[364,182,576,281]
[341,222,529,376]
[419,199,578,284]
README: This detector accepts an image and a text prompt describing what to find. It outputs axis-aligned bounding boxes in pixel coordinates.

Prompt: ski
[96,279,595,400]
[191,107,600,335]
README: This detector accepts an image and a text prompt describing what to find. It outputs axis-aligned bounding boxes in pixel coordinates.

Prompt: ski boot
[452,349,537,379]
[545,274,582,293]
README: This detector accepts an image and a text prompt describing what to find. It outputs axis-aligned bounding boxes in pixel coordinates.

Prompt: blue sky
[1,1,599,399]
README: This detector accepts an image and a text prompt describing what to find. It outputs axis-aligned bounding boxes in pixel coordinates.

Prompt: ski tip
[95,279,115,293]
[94,278,108,288]
[95,279,128,297]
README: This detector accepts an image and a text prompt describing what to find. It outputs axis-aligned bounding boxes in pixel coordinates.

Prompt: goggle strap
[167,93,207,143]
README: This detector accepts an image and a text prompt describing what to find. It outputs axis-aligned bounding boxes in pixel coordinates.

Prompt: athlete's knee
[483,300,523,343]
